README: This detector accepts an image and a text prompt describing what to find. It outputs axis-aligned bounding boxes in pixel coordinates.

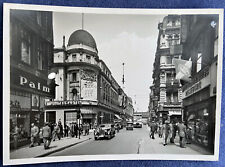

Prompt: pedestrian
[169,121,177,144]
[42,122,51,149]
[52,123,61,141]
[30,123,40,147]
[177,121,187,148]
[13,124,19,149]
[87,123,90,135]
[74,122,78,138]
[58,121,63,139]
[150,121,157,139]
[186,126,192,144]
[71,122,75,137]
[158,122,163,138]
[64,124,69,137]
[83,123,87,136]
[162,120,171,146]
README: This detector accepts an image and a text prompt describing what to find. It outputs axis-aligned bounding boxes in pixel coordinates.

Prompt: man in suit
[177,121,187,148]
[42,122,51,149]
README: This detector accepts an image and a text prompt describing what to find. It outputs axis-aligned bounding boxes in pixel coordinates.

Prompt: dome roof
[68,29,97,50]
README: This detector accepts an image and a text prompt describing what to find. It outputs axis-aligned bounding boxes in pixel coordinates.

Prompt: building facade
[10,10,53,148]
[149,15,183,123]
[181,15,218,152]
[44,29,133,127]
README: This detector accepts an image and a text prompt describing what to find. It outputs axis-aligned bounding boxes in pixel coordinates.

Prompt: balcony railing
[163,102,182,106]
[160,64,175,69]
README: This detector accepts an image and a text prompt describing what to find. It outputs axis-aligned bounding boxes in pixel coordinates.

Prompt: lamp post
[77,99,82,139]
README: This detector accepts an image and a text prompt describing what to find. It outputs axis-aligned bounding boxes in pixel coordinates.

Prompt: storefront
[182,65,216,152]
[10,67,51,149]
[45,100,98,127]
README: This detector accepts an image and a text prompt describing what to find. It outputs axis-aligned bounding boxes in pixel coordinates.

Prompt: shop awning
[114,114,122,120]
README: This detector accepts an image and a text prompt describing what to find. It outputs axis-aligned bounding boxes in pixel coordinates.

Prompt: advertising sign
[81,80,97,101]
[80,70,97,101]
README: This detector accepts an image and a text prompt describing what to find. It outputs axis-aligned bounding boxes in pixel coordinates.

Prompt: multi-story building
[10,10,53,148]
[149,15,183,123]
[181,15,218,152]
[44,29,133,127]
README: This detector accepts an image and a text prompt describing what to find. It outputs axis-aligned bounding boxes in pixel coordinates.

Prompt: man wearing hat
[163,120,171,146]
[177,121,187,148]
[30,123,40,147]
[42,122,52,149]
[150,121,157,139]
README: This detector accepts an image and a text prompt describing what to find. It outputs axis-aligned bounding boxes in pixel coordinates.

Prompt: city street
[49,125,211,156]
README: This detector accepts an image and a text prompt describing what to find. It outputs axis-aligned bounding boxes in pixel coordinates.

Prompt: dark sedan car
[133,122,142,128]
[94,124,115,140]
[126,122,134,130]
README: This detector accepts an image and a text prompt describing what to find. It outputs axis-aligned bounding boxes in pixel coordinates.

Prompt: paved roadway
[50,125,211,156]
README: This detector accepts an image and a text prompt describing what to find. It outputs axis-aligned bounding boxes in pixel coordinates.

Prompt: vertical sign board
[80,70,97,101]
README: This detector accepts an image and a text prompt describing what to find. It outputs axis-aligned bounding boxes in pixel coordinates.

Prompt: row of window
[10,20,51,70]
[102,78,119,106]
[166,19,181,27]
[166,92,179,103]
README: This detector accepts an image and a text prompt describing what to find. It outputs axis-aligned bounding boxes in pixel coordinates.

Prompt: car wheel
[94,137,98,140]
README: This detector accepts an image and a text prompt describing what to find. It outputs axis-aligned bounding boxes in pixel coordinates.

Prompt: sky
[53,12,166,112]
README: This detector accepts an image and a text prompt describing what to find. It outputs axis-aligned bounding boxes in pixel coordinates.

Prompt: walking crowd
[15,119,92,150]
[149,120,192,148]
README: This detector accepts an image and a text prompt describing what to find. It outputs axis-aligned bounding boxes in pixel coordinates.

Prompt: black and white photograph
[3,3,223,165]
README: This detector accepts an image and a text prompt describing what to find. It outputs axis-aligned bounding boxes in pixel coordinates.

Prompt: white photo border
[3,3,224,165]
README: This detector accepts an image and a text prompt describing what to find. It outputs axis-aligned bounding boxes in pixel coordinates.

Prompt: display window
[187,108,209,147]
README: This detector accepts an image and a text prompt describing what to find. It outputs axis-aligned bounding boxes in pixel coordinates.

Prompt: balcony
[160,64,175,70]
[170,44,183,55]
[163,102,182,107]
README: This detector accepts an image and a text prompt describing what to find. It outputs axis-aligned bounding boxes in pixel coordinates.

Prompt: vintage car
[94,124,116,140]
[126,122,134,130]
[133,122,142,128]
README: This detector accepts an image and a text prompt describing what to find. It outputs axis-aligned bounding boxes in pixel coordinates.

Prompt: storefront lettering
[46,100,78,106]
[20,76,50,93]
[185,81,201,97]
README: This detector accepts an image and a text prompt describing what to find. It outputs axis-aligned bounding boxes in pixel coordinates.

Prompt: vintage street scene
[9,9,219,159]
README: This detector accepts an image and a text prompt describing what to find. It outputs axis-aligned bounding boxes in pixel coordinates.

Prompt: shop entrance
[46,111,56,124]
[64,111,78,126]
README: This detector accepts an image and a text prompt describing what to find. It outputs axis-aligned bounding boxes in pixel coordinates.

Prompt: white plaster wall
[55,68,65,100]
[56,110,64,125]
[54,52,64,63]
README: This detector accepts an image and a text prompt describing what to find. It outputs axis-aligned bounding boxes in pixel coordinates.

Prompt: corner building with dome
[44,29,134,127]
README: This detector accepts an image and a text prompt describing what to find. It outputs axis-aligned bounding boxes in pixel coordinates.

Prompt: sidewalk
[141,126,212,155]
[10,133,92,159]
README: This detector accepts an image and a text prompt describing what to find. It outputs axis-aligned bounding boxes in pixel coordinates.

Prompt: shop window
[21,29,31,65]
[197,53,202,73]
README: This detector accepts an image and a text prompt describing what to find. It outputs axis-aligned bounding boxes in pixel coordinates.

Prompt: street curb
[35,137,92,157]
